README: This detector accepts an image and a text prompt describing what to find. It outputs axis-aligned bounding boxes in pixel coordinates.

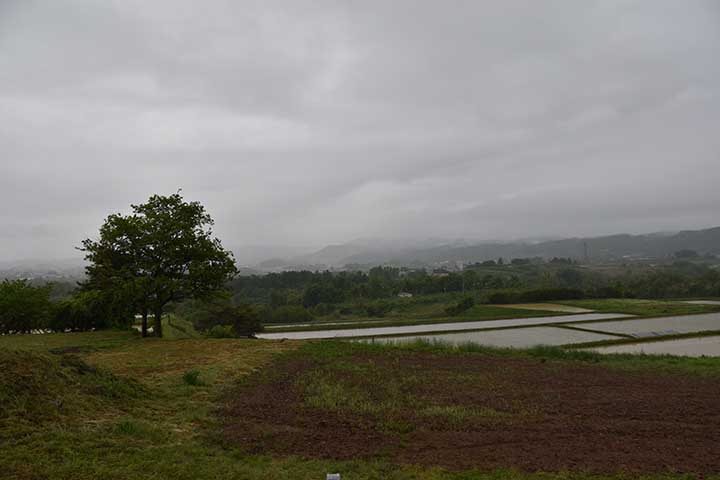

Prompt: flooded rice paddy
[579,313,720,337]
[591,335,720,357]
[257,313,631,340]
[364,326,620,348]
[259,310,720,356]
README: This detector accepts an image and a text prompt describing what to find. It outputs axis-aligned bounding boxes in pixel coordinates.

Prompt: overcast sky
[1,0,719,261]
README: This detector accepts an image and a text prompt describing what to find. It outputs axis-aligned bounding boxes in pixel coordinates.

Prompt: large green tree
[82,193,237,337]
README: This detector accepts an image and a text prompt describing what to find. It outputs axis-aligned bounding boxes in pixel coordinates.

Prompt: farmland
[3,329,720,479]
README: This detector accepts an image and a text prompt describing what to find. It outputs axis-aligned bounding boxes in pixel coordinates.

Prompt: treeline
[0,279,133,335]
[230,266,523,306]
[1,278,263,337]
[230,262,720,310]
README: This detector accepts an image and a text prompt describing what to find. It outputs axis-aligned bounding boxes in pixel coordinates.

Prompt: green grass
[163,315,203,339]
[558,298,720,317]
[2,331,720,479]
[307,338,720,377]
[0,329,138,352]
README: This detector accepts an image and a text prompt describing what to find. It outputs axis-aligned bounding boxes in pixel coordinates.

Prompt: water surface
[365,326,620,348]
[580,313,720,337]
[258,313,630,340]
[591,335,720,357]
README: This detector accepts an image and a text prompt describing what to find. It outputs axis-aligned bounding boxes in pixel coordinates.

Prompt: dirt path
[223,349,720,474]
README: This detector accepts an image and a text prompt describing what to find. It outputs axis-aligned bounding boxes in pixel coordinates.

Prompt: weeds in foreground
[182,370,204,386]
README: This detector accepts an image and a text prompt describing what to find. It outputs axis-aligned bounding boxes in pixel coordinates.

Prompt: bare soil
[222,348,720,474]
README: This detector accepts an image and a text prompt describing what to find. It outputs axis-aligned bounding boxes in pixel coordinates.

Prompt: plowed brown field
[223,346,720,474]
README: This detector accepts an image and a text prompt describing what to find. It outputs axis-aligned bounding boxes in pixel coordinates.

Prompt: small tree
[81,193,237,337]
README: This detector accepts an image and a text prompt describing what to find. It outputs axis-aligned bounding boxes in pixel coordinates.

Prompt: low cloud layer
[2,0,719,260]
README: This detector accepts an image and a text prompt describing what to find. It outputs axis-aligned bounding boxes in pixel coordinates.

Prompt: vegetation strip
[564,329,720,349]
[554,324,634,338]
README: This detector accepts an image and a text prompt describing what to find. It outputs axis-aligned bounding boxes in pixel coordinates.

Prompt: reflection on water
[591,335,720,357]
[581,313,720,336]
[364,326,620,348]
[257,313,630,340]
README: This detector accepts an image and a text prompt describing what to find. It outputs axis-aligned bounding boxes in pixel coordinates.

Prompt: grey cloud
[1,0,719,260]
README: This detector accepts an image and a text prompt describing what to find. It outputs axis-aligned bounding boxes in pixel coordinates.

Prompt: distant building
[397,292,413,298]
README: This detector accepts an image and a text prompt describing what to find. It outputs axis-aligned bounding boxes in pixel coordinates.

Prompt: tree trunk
[141,309,148,337]
[154,308,163,338]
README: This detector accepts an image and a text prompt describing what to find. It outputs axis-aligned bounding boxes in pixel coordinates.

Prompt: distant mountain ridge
[258,226,720,270]
[3,227,719,278]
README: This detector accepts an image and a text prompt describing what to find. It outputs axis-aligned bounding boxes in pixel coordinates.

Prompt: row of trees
[231,267,525,306]
[0,280,132,334]
[2,193,242,337]
[230,262,720,312]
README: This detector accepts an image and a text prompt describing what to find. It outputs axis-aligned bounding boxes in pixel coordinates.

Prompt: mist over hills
[3,226,719,280]
[249,226,720,271]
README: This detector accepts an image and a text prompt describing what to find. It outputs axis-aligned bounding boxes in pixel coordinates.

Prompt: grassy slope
[2,332,719,479]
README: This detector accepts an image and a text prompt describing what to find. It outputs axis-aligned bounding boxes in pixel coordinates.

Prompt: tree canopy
[0,280,53,334]
[81,193,237,337]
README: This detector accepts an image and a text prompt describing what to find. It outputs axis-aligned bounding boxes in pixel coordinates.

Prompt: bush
[271,305,314,324]
[445,296,475,316]
[311,302,335,317]
[206,324,236,338]
[182,370,203,386]
[187,299,263,337]
[485,287,585,304]
[365,302,391,318]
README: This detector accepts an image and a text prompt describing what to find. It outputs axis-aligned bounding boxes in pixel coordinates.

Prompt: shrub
[311,302,335,317]
[182,370,203,386]
[365,302,391,318]
[445,296,475,316]
[189,300,264,337]
[206,324,236,338]
[271,305,314,324]
[485,287,584,304]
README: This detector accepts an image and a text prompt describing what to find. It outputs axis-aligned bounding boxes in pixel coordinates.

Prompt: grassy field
[3,331,720,479]
[557,298,720,317]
